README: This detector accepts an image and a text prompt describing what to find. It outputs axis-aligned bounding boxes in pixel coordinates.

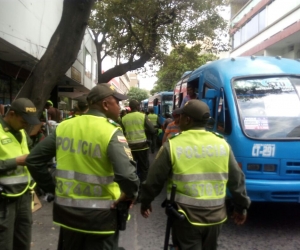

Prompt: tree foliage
[150,45,217,95]
[126,87,149,103]
[89,0,228,84]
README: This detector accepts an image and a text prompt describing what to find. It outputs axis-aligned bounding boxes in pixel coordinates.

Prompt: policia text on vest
[56,136,101,158]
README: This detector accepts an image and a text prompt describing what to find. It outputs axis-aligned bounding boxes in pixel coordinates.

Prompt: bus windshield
[162,95,173,115]
[233,76,300,139]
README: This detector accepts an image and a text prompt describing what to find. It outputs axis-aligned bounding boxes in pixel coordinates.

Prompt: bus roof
[188,56,300,83]
[150,91,173,96]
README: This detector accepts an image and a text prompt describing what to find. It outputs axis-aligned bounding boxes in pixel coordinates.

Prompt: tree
[89,0,228,84]
[150,44,217,95]
[18,0,95,112]
[126,87,149,103]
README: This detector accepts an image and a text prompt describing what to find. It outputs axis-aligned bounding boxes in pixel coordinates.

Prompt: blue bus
[176,56,300,203]
[140,99,148,113]
[148,91,173,126]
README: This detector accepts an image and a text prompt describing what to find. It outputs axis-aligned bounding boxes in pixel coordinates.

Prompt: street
[31,152,300,250]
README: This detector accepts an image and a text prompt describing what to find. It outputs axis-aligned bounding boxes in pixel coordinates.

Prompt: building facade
[230,0,300,58]
[0,0,99,109]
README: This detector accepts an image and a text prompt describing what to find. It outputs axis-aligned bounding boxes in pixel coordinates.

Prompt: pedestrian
[121,100,155,200]
[44,100,62,122]
[66,97,88,119]
[147,108,160,153]
[162,109,181,144]
[140,99,251,250]
[0,98,41,250]
[26,83,140,250]
[180,84,198,108]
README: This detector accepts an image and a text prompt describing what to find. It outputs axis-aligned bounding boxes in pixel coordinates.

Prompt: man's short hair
[129,100,140,110]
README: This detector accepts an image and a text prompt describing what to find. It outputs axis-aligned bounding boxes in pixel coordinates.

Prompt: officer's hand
[16,154,29,166]
[141,204,152,218]
[231,210,247,225]
[111,192,135,209]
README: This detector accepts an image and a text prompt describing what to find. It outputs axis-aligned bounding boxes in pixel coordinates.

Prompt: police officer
[147,108,159,153]
[121,100,155,199]
[140,99,251,250]
[26,83,140,250]
[0,98,40,250]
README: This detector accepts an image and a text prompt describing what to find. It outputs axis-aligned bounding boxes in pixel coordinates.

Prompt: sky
[138,75,157,91]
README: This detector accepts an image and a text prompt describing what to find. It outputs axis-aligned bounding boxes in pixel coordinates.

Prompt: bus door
[204,87,232,135]
[153,98,160,116]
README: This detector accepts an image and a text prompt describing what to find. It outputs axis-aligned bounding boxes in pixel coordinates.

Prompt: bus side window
[178,93,183,108]
[216,94,232,134]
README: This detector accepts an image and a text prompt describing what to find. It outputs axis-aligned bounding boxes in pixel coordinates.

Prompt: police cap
[177,99,210,121]
[10,98,40,125]
[87,83,128,104]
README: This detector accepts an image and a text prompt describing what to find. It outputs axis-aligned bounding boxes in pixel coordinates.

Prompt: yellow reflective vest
[122,112,148,149]
[148,113,158,126]
[169,130,230,226]
[0,125,33,197]
[54,115,121,234]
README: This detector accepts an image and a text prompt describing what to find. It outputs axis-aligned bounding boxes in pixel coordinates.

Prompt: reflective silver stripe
[55,196,112,209]
[56,169,114,185]
[169,194,225,207]
[126,130,145,136]
[172,173,228,182]
[0,176,29,185]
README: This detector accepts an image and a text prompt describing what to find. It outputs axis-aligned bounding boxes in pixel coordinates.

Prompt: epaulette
[212,131,224,138]
[107,118,120,127]
[169,132,182,139]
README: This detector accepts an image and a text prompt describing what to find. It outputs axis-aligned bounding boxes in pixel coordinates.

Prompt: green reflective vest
[169,130,230,226]
[54,115,121,234]
[148,113,158,126]
[122,112,147,146]
[0,125,33,197]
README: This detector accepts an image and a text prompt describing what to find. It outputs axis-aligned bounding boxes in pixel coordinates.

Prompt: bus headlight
[263,164,277,172]
[247,164,260,171]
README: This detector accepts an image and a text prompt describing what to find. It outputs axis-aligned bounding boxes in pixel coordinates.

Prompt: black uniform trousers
[172,217,222,250]
[132,149,149,183]
[58,227,119,250]
[0,192,32,250]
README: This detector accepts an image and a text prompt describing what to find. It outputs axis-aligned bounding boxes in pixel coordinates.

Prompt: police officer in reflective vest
[147,108,159,153]
[0,98,41,250]
[121,100,155,197]
[26,83,140,250]
[140,99,251,250]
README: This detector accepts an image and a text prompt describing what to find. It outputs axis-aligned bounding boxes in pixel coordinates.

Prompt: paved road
[31,151,300,250]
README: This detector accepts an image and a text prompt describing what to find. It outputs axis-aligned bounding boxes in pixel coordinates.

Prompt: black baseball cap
[87,83,128,104]
[177,99,210,121]
[10,98,41,125]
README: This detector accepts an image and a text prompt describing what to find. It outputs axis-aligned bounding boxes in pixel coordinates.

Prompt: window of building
[232,7,267,49]
[92,60,97,84]
[85,48,92,79]
[258,8,266,31]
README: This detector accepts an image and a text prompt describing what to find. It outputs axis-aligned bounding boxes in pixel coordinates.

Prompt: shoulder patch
[107,118,120,127]
[169,132,181,140]
[212,132,224,138]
